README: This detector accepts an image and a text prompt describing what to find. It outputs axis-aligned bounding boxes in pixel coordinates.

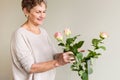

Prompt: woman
[10,0,74,80]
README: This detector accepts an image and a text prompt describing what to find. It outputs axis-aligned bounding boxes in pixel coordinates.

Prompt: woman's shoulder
[11,27,26,41]
[12,27,27,37]
[16,27,26,33]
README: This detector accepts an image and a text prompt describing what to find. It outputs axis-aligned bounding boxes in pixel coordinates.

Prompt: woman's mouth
[37,18,43,21]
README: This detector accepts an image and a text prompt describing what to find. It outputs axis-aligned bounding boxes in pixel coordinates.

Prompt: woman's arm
[30,52,74,73]
[30,59,59,73]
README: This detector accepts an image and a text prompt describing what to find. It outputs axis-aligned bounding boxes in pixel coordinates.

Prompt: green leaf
[99,46,106,50]
[70,46,78,55]
[71,62,80,71]
[74,41,84,48]
[85,50,101,60]
[87,51,95,58]
[79,70,84,76]
[94,53,101,58]
[58,43,65,46]
[92,39,100,47]
[81,71,88,80]
[64,47,70,52]
[78,41,84,48]
[88,50,93,53]
[71,64,79,71]
[66,38,74,45]
[76,52,83,61]
[66,35,80,45]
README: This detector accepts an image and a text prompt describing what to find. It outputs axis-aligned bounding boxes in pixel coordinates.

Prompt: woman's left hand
[62,52,75,63]
[55,52,75,66]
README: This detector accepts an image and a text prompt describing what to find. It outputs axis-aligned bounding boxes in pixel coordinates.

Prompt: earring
[25,14,28,18]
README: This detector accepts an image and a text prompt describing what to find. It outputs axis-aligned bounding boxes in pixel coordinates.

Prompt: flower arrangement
[54,28,108,80]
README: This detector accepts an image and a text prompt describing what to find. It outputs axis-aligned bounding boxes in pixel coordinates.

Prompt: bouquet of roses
[54,28,108,80]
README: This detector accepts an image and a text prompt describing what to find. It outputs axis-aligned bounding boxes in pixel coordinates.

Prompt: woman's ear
[23,8,29,17]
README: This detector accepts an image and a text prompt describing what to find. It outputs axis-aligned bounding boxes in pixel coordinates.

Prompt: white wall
[0,0,120,80]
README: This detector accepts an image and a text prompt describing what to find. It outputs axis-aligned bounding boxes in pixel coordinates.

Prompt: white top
[10,27,57,80]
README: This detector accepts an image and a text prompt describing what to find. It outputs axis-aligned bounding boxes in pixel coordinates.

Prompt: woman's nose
[40,13,45,18]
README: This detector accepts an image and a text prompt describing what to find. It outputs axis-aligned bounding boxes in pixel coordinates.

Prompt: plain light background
[0,0,120,80]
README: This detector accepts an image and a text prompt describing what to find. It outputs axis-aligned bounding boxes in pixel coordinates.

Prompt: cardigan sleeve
[12,31,34,73]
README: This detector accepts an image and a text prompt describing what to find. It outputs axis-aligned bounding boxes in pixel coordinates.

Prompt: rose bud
[64,28,71,37]
[100,32,108,39]
[54,32,63,41]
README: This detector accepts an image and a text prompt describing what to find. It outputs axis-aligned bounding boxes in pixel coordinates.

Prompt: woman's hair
[21,0,47,12]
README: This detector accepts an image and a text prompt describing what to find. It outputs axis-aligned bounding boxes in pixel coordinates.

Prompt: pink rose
[64,28,71,36]
[54,32,63,41]
[100,32,108,39]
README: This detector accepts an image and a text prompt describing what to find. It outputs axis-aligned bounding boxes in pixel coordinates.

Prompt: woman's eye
[43,11,46,13]
[36,11,40,13]
[36,11,46,13]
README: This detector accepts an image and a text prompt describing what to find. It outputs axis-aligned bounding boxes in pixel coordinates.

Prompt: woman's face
[27,2,46,26]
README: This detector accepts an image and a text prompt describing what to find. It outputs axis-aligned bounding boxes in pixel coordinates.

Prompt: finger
[63,54,74,59]
[63,56,75,63]
[67,51,73,54]
[70,60,76,63]
[63,52,74,57]
[69,57,74,59]
[63,53,75,59]
[63,56,70,62]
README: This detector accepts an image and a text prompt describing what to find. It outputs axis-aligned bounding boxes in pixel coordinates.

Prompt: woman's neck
[22,20,41,35]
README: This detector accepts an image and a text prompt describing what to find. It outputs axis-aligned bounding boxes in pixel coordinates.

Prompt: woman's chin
[35,22,43,26]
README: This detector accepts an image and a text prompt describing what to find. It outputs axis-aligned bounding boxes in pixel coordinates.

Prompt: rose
[54,28,108,80]
[64,28,71,36]
[100,32,108,39]
[54,32,63,41]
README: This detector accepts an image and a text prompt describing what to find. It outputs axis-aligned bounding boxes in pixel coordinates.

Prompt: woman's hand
[62,52,75,63]
[55,52,75,67]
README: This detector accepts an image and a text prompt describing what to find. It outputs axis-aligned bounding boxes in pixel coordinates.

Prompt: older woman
[10,0,74,80]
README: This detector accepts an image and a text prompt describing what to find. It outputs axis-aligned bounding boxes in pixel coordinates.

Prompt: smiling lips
[37,18,43,21]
